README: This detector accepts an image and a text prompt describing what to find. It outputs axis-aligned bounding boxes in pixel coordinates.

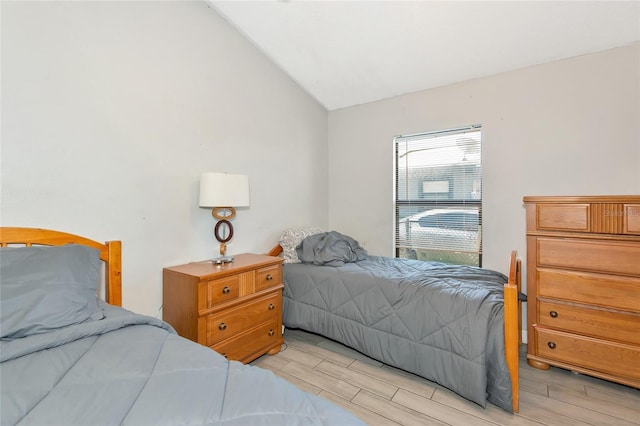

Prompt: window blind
[394,125,482,266]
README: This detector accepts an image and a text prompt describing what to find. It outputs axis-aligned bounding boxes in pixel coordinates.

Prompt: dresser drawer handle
[549,311,558,318]
[547,341,556,350]
[222,286,230,294]
[268,303,275,311]
[266,274,273,281]
[218,323,227,331]
[268,329,275,336]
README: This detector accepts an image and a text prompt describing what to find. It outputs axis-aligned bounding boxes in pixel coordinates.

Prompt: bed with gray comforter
[0,302,364,425]
[283,231,512,412]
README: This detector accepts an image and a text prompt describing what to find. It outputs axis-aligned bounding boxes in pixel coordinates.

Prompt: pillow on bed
[0,244,104,340]
[279,226,323,263]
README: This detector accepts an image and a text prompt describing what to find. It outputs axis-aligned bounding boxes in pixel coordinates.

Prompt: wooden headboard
[0,227,122,306]
[267,244,283,257]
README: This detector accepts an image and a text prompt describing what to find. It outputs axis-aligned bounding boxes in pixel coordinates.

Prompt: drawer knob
[218,323,227,331]
[268,329,275,336]
[549,311,558,318]
[268,303,275,310]
[222,286,230,294]
[266,274,273,281]
[548,341,556,350]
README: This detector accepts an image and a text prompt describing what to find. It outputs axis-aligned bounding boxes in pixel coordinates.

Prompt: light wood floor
[252,328,640,425]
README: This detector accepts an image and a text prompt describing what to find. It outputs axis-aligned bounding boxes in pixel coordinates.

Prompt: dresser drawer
[537,268,640,312]
[537,238,640,276]
[537,300,640,345]
[534,328,640,380]
[536,203,589,232]
[207,275,240,308]
[256,264,282,292]
[206,292,280,346]
[624,204,640,235]
[211,318,280,362]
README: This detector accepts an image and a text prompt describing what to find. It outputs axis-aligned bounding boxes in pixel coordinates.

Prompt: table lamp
[199,172,250,263]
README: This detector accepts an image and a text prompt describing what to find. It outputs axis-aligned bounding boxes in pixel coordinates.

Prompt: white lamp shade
[199,172,250,208]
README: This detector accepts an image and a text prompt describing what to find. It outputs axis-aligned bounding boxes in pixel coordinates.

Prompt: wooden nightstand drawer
[537,268,640,312]
[256,264,282,292]
[211,318,281,362]
[536,203,589,232]
[206,291,280,346]
[537,300,640,344]
[207,275,240,307]
[534,328,640,380]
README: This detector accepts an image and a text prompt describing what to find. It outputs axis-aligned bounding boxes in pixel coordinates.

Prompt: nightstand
[162,253,284,363]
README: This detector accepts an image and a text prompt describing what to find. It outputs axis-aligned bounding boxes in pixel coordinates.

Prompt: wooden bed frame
[268,244,522,413]
[0,227,123,307]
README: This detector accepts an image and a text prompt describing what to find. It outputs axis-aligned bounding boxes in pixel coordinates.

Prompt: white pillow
[279,227,323,264]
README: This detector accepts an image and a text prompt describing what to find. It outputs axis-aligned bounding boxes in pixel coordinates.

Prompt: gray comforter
[283,255,512,411]
[0,303,364,426]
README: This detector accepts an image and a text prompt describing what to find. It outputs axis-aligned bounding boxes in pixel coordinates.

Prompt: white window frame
[394,125,482,266]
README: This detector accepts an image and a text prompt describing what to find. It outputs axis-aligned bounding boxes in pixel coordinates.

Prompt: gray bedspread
[282,256,513,411]
[0,303,364,426]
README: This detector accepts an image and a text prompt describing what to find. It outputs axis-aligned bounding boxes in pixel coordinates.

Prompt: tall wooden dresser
[523,196,640,388]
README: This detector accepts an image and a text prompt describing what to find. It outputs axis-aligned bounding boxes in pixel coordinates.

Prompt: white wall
[328,43,640,280]
[3,1,639,321]
[1,1,328,316]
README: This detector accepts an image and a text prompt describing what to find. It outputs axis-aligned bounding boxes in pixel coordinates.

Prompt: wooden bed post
[504,250,521,413]
[106,240,122,307]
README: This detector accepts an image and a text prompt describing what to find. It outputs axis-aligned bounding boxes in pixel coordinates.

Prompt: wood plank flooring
[252,329,640,425]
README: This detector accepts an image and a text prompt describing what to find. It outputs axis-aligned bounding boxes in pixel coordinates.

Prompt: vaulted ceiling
[209,1,640,111]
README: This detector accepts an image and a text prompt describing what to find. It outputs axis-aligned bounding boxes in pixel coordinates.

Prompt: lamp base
[212,255,234,264]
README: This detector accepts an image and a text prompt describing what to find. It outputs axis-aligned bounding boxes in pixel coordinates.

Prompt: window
[395,126,482,266]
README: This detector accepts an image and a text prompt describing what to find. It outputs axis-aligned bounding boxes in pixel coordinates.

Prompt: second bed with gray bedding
[282,234,513,411]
